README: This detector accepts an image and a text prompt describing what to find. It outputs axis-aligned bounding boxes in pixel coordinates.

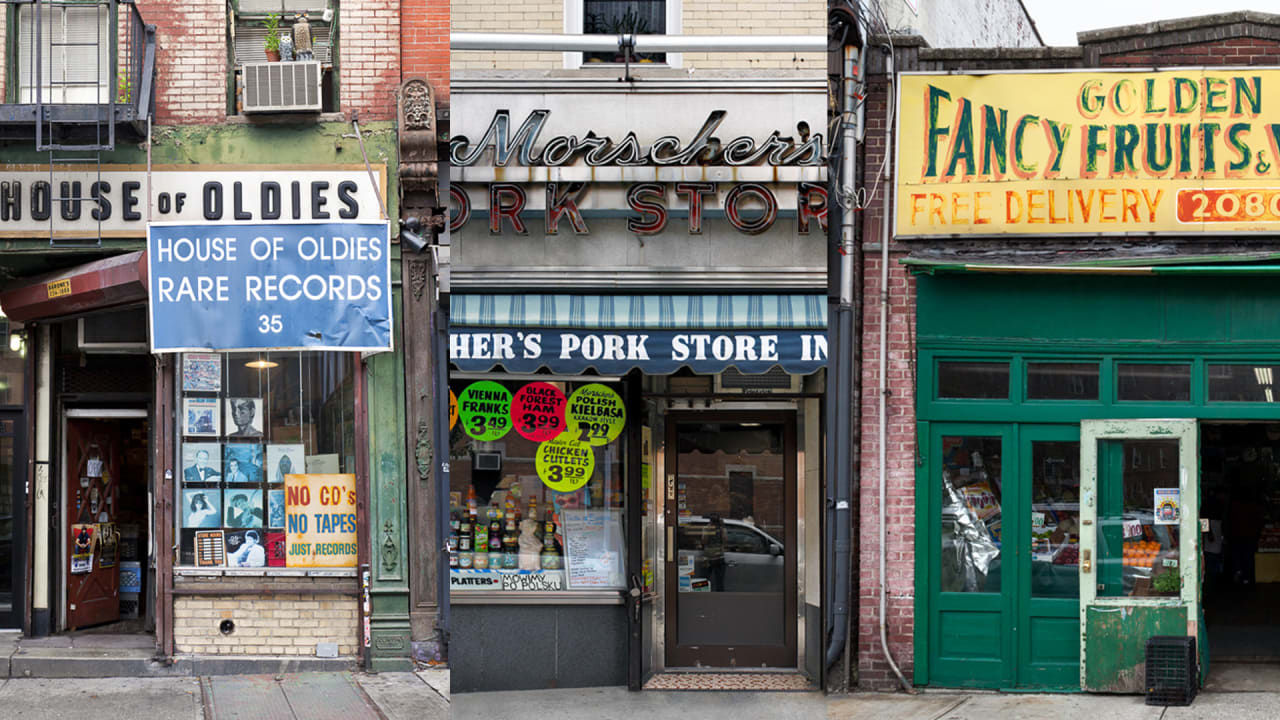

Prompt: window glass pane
[178,351,356,569]
[0,319,25,405]
[1207,364,1280,402]
[1030,441,1080,598]
[448,378,627,593]
[583,1,666,63]
[1116,364,1190,402]
[940,436,1002,593]
[1097,439,1181,598]
[1027,362,1099,401]
[937,361,1009,399]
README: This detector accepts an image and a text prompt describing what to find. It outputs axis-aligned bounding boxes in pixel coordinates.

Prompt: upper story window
[583,0,666,64]
[229,0,337,114]
[568,0,677,68]
[14,2,111,103]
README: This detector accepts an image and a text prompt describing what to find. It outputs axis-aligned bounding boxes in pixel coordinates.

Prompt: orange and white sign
[284,473,357,567]
[896,69,1280,236]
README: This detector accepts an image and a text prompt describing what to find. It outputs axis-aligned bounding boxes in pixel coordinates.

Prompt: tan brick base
[174,593,358,656]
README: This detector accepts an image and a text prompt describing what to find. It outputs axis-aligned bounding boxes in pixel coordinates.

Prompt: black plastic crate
[1145,635,1197,706]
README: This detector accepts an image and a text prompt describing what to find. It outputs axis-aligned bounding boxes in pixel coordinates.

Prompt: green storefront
[910,268,1280,691]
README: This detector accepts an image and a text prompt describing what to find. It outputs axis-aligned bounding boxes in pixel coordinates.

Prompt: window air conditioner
[714,367,802,394]
[241,61,322,113]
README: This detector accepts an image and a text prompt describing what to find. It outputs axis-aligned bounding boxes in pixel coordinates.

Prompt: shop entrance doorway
[61,410,149,632]
[1201,422,1280,663]
[663,412,796,668]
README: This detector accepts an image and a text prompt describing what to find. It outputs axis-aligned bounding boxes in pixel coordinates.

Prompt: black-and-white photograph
[225,529,266,568]
[184,397,220,437]
[266,443,305,484]
[223,444,263,485]
[225,397,264,438]
[223,488,264,529]
[182,488,222,528]
[267,489,285,528]
[182,442,222,483]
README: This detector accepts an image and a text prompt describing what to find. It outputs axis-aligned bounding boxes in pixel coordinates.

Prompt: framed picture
[181,442,222,484]
[225,529,266,568]
[182,488,222,528]
[266,444,305,484]
[267,488,285,528]
[182,353,222,392]
[225,397,264,438]
[183,397,220,437]
[223,488,264,528]
[265,531,287,567]
[223,444,263,485]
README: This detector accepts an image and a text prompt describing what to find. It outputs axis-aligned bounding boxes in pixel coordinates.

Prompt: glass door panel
[1079,420,1198,693]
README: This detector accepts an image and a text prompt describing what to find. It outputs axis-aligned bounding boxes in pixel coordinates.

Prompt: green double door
[920,423,1081,689]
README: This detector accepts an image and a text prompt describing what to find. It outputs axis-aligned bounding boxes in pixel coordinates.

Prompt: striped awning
[450,294,827,330]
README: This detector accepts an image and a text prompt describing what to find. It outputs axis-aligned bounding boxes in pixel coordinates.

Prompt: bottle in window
[502,516,519,569]
[473,517,490,569]
[540,516,563,570]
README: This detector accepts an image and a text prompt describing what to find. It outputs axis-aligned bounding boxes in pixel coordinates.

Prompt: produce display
[1053,544,1079,565]
[1123,539,1161,568]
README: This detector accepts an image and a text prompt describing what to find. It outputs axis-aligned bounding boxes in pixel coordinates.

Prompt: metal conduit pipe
[451,32,826,54]
[825,43,860,673]
[877,49,911,693]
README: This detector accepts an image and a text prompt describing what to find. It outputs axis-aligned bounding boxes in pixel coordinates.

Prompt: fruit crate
[1145,635,1197,706]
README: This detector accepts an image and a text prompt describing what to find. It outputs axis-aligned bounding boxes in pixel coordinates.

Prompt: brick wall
[402,0,450,104]
[174,594,359,656]
[140,0,226,124]
[679,0,824,71]
[342,0,400,120]
[450,0,562,71]
[450,0,822,72]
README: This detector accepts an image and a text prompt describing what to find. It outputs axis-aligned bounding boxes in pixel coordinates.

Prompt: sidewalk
[454,685,1280,720]
[0,670,450,720]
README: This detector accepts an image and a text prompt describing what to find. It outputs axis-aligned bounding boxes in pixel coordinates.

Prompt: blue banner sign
[450,327,827,375]
[148,222,392,352]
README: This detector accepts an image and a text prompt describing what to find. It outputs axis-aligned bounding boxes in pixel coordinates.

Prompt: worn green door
[924,423,1015,687]
[1079,420,1199,693]
[1016,425,1082,688]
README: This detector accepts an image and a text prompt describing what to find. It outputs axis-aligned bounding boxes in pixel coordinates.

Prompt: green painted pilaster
[366,284,413,671]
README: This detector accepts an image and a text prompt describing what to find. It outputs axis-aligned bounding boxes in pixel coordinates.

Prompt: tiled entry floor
[643,672,813,691]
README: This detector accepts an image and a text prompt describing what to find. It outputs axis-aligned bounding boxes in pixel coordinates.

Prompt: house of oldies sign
[0,165,385,237]
[450,109,829,236]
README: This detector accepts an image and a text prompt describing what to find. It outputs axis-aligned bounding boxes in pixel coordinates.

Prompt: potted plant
[264,13,281,62]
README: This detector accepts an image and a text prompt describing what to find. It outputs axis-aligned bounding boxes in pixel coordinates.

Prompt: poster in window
[266,444,305,484]
[265,531,287,567]
[562,508,626,589]
[195,530,226,566]
[182,442,222,484]
[182,488,222,528]
[284,473,357,567]
[224,488,264,528]
[182,353,222,392]
[225,397,265,438]
[183,397,220,437]
[225,529,266,568]
[267,488,285,528]
[1155,488,1181,525]
[98,523,118,569]
[70,524,96,574]
[223,444,263,485]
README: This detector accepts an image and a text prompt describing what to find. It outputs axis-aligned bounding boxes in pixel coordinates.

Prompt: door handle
[1081,549,1092,573]
[667,525,674,562]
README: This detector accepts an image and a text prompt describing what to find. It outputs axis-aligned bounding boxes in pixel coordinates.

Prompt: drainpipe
[876,49,911,693]
[825,43,861,674]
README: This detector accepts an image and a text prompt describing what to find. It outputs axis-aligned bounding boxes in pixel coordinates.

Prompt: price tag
[449,389,458,430]
[536,435,595,492]
[458,381,513,441]
[1122,519,1143,539]
[510,382,568,442]
[1031,511,1046,528]
[567,384,626,446]
[1163,557,1178,568]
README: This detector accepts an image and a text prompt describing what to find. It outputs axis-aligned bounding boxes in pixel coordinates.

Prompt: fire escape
[1,0,156,246]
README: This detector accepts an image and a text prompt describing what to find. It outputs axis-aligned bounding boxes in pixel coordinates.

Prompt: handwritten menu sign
[562,508,625,589]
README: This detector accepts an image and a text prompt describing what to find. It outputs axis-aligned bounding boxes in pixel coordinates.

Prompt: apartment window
[229,0,337,113]
[583,1,666,63]
[14,2,111,103]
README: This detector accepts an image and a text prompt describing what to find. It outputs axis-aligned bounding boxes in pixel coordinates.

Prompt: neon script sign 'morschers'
[451,110,824,167]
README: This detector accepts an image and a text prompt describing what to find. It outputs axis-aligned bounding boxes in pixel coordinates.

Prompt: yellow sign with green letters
[896,69,1280,236]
